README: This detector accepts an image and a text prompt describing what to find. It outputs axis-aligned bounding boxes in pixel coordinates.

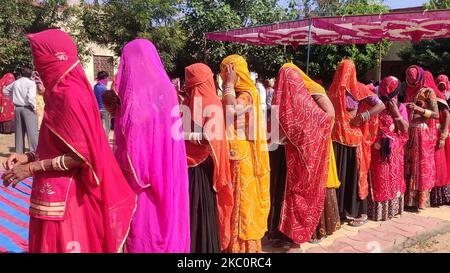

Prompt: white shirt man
[4,77,37,110]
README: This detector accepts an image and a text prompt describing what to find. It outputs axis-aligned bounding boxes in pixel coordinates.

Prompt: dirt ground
[401,232,450,253]
[0,134,15,162]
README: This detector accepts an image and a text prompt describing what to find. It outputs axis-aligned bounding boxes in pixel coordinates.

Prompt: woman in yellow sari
[220,55,270,253]
[287,64,342,241]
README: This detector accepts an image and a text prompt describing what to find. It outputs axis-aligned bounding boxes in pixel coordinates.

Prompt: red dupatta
[328,59,379,200]
[272,65,332,244]
[0,73,15,122]
[28,29,136,252]
[184,63,233,250]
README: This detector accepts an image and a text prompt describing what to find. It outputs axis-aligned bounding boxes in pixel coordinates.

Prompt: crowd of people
[0,28,449,253]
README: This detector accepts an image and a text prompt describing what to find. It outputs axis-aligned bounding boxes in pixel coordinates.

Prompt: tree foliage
[287,0,390,84]
[399,0,450,75]
[0,0,90,75]
[81,0,186,76]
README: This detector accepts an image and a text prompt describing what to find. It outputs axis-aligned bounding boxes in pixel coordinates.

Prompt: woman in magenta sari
[2,29,136,253]
[433,75,450,205]
[107,39,190,253]
[404,66,441,210]
[368,76,409,221]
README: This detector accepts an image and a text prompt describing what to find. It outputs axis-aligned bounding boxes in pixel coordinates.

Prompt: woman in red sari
[271,64,332,252]
[368,76,409,221]
[430,75,450,206]
[404,66,441,210]
[2,29,136,253]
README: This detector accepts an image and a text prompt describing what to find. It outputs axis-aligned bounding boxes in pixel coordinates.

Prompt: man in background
[93,71,111,138]
[4,67,38,153]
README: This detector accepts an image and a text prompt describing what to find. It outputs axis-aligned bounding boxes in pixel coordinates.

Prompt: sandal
[349,215,368,227]
[309,238,324,244]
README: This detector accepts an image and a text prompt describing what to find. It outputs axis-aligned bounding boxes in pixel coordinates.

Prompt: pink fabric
[27,29,136,253]
[405,66,438,192]
[206,9,450,46]
[370,76,408,202]
[113,39,190,253]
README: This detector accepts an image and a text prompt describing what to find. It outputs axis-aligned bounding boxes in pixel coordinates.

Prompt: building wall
[83,43,117,85]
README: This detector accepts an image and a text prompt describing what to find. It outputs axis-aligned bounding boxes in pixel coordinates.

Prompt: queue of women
[1,29,450,253]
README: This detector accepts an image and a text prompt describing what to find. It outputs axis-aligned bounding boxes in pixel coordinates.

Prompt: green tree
[181,0,296,78]
[81,0,186,75]
[399,0,450,75]
[0,0,90,75]
[425,0,450,9]
[289,0,390,83]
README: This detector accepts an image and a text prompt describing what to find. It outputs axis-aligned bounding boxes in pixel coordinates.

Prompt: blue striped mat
[0,177,32,253]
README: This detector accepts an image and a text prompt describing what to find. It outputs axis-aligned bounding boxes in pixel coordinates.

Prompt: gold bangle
[60,154,69,171]
[423,109,432,119]
[40,160,46,172]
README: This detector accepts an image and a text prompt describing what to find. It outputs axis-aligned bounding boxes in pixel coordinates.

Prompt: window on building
[93,55,114,80]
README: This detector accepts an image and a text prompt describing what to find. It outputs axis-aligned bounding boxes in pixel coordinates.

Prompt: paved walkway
[1,134,450,253]
[263,206,450,253]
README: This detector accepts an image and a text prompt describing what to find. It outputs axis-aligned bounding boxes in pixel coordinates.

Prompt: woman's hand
[437,139,446,150]
[388,101,401,117]
[2,153,29,171]
[224,63,239,87]
[102,90,120,115]
[350,114,363,127]
[2,163,32,188]
[406,103,422,113]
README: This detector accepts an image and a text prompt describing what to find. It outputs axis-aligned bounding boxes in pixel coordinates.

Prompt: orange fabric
[184,63,233,250]
[328,59,379,200]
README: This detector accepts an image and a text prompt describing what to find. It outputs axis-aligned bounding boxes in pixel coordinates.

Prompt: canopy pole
[378,41,382,82]
[306,18,312,76]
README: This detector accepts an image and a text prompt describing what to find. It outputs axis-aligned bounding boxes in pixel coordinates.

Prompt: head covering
[405,66,448,108]
[28,29,135,252]
[280,63,341,189]
[281,63,326,95]
[272,64,332,244]
[379,76,400,101]
[113,38,190,252]
[219,54,270,177]
[328,59,379,200]
[0,73,15,90]
[184,63,233,250]
[436,74,450,93]
[378,76,401,162]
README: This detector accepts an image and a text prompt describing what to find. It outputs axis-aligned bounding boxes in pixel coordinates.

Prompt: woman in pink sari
[404,65,441,210]
[368,76,409,221]
[106,39,190,253]
[2,29,136,253]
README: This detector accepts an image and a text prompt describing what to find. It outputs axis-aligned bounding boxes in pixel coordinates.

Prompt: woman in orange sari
[183,63,233,253]
[328,59,385,227]
[220,55,270,253]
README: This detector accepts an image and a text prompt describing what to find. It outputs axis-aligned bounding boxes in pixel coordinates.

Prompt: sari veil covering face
[272,65,332,244]
[368,76,408,220]
[404,66,443,208]
[27,29,136,253]
[328,59,379,200]
[282,63,340,189]
[113,39,190,253]
[184,63,233,251]
[219,55,270,252]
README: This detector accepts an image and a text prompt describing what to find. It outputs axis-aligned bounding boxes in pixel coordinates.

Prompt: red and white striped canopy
[205,9,450,46]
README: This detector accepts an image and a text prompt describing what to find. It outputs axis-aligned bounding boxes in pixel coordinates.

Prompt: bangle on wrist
[40,160,46,172]
[28,163,35,176]
[423,109,432,119]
